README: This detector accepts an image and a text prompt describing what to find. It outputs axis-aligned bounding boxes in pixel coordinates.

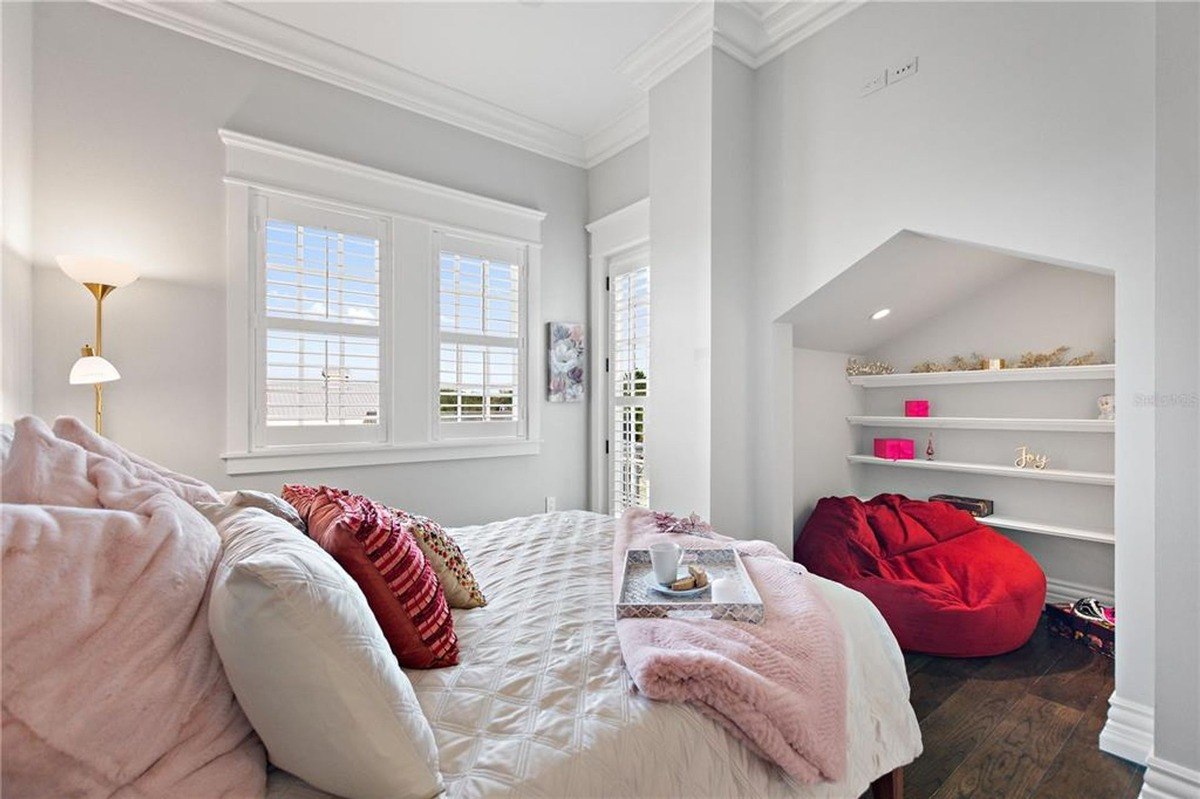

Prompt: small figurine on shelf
[925,433,936,461]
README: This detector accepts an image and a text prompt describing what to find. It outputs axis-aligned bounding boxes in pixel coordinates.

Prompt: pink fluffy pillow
[52,415,220,505]
[1,416,99,507]
[1,495,265,795]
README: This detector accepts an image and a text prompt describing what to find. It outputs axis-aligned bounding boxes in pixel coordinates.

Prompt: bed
[267,510,922,799]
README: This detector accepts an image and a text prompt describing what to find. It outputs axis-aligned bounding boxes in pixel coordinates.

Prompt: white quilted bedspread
[268,511,921,799]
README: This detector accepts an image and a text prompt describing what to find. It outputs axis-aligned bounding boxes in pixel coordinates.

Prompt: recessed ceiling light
[870,308,891,321]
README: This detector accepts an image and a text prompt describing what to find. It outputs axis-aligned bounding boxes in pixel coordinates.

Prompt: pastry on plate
[670,575,696,591]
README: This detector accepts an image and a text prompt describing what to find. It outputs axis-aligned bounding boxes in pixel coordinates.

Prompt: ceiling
[780,231,1111,353]
[238,1,681,141]
[98,1,862,167]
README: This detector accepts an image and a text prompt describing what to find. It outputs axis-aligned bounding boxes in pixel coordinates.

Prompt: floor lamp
[57,256,139,435]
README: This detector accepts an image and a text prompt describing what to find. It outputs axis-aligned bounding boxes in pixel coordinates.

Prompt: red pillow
[283,485,458,668]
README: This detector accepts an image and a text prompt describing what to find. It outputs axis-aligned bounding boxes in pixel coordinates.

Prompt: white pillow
[200,504,444,799]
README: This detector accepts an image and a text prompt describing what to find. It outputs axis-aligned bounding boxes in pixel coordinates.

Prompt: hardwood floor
[883,617,1144,799]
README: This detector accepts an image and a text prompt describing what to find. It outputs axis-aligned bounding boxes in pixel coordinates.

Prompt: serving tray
[615,546,764,624]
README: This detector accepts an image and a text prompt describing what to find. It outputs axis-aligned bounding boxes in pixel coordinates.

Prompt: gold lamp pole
[59,256,138,435]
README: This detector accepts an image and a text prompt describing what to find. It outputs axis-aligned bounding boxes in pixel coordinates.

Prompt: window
[257,198,389,447]
[610,260,650,515]
[222,131,544,475]
[436,234,526,438]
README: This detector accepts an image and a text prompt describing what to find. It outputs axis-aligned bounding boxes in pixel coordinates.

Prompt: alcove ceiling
[779,231,1112,353]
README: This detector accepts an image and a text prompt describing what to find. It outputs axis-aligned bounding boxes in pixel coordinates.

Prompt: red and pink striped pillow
[283,485,458,668]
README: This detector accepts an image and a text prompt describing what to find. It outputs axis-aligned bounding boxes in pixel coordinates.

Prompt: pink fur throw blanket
[614,508,847,784]
[2,417,265,796]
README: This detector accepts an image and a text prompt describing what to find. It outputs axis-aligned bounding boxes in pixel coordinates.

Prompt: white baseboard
[1140,755,1200,799]
[1100,694,1154,765]
[1046,576,1115,606]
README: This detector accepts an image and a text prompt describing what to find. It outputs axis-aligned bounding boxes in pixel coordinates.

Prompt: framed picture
[548,322,585,402]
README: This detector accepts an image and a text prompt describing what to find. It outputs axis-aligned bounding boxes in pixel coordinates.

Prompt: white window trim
[585,198,650,513]
[221,130,544,475]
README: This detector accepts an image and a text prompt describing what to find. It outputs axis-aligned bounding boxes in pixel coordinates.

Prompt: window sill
[222,438,541,476]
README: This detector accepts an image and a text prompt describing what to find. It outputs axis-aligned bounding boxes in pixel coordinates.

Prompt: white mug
[649,541,682,585]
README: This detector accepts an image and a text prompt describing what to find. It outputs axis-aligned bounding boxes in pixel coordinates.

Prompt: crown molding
[755,0,866,65]
[712,2,771,68]
[617,1,863,93]
[583,99,649,168]
[92,0,587,167]
[615,3,717,92]
[91,0,865,172]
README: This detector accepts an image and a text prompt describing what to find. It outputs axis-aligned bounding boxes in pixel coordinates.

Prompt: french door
[607,248,650,515]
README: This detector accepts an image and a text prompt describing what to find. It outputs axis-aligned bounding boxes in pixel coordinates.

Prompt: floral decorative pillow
[394,510,487,609]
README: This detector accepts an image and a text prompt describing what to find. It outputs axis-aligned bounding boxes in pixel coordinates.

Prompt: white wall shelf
[846,364,1115,387]
[983,516,1115,545]
[846,454,1115,485]
[851,496,1115,545]
[847,415,1114,433]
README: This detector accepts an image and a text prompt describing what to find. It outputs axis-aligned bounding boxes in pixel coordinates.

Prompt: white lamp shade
[57,255,139,288]
[69,355,121,385]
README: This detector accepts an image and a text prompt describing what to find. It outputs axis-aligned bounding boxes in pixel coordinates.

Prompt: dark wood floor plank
[903,673,1034,798]
[970,624,1068,683]
[1029,690,1143,799]
[897,616,1144,799]
[906,656,988,722]
[929,693,1081,799]
[905,652,934,676]
[1028,643,1112,711]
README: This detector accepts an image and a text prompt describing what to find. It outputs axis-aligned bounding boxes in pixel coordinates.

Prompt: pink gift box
[904,400,930,417]
[874,438,915,460]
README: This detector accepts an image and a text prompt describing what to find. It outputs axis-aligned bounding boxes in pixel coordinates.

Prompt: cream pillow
[200,503,444,799]
[215,489,306,531]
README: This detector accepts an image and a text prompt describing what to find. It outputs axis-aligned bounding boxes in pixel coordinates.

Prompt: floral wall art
[548,322,585,402]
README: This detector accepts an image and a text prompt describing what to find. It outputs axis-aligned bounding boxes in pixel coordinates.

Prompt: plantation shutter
[258,197,388,446]
[437,233,526,438]
[610,262,650,515]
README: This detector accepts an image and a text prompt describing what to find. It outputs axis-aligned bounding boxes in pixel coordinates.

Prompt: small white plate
[645,570,710,598]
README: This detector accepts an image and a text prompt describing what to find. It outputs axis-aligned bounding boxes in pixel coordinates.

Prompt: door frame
[585,198,649,514]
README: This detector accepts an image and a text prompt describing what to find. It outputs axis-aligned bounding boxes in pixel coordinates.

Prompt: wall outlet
[860,70,887,97]
[545,496,556,512]
[888,56,918,85]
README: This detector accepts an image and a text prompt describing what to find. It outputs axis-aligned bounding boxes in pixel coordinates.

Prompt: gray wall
[792,348,861,536]
[646,52,713,518]
[2,1,34,422]
[29,2,589,525]
[1151,0,1200,780]
[709,50,756,535]
[586,137,648,223]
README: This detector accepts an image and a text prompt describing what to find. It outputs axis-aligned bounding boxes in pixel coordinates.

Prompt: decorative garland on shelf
[845,357,895,377]
[845,347,1109,379]
[908,346,1107,374]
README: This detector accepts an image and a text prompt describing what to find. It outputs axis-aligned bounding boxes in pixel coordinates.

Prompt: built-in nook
[782,231,1116,604]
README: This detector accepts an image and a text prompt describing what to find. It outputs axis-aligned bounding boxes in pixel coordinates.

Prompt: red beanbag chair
[794,494,1046,657]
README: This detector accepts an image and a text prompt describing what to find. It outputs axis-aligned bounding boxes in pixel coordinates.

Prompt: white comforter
[269,511,921,798]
